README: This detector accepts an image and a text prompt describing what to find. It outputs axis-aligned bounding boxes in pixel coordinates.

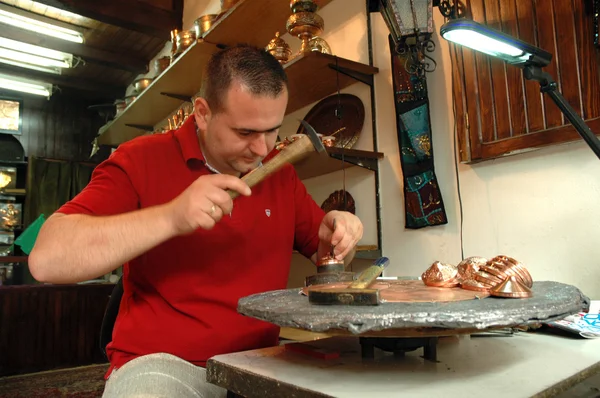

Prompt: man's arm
[29,205,176,284]
[29,173,251,284]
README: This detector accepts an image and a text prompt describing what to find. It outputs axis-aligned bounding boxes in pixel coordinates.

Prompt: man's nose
[250,133,269,157]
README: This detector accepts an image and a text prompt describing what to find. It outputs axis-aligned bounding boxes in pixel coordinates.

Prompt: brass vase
[286,0,331,56]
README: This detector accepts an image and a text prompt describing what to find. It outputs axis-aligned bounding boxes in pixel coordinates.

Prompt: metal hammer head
[299,120,327,156]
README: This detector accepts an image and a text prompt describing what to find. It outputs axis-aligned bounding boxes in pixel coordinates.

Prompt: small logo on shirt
[265,209,271,217]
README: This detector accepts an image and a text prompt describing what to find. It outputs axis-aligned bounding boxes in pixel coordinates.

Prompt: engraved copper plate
[296,93,364,149]
[302,280,490,302]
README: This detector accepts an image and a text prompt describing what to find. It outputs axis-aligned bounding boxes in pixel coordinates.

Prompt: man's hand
[317,210,363,261]
[167,174,251,235]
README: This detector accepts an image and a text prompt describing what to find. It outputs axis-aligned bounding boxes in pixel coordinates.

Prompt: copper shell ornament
[421,261,460,287]
[457,256,487,282]
[490,276,533,298]
[420,255,534,299]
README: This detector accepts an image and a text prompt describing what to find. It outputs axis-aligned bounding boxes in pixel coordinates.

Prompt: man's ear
[193,97,211,131]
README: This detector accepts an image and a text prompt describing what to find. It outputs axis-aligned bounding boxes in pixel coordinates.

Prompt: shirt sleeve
[57,148,140,217]
[291,167,325,258]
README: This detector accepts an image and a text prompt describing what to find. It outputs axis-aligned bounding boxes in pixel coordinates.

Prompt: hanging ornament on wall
[321,190,356,215]
[389,36,448,229]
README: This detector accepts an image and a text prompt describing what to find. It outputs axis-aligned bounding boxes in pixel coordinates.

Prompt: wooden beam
[33,0,182,41]
[0,64,125,98]
[0,24,148,74]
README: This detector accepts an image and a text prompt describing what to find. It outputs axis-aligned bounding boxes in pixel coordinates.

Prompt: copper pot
[154,56,170,74]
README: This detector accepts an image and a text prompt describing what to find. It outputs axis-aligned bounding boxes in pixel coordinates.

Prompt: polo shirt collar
[175,115,205,164]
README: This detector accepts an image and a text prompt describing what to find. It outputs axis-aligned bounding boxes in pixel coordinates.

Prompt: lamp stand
[523,65,600,160]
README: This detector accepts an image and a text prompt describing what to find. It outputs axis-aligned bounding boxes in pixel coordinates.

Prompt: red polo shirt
[57,115,325,375]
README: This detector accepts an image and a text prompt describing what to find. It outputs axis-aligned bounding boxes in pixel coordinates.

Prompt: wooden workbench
[207,331,600,397]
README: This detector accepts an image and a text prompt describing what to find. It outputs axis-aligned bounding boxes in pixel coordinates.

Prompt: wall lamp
[440,19,600,160]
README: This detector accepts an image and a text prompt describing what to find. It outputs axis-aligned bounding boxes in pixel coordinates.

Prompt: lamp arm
[523,65,600,160]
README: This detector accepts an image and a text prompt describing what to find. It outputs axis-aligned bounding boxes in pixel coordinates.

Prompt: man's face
[196,80,288,175]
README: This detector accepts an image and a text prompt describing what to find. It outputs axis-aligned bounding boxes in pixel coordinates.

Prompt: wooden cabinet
[450,0,600,163]
[0,283,114,376]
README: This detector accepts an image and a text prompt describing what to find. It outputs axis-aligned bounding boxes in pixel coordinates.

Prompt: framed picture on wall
[0,97,23,135]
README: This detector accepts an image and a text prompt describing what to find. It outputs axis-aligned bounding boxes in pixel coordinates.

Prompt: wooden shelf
[293,147,383,180]
[97,41,219,146]
[284,52,378,115]
[96,1,377,147]
[0,256,28,263]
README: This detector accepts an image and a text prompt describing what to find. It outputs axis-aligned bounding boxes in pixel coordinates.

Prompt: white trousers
[102,353,228,398]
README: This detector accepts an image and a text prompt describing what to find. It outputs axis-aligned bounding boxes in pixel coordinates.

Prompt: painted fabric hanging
[389,36,448,229]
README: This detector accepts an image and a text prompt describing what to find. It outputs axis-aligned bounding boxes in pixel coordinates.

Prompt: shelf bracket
[329,153,379,172]
[328,64,374,87]
[160,92,192,101]
[125,124,155,131]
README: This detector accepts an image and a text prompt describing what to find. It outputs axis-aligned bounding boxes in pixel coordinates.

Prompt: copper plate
[296,93,364,149]
[301,280,490,302]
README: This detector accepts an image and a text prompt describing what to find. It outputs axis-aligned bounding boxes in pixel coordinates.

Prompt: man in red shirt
[28,45,363,397]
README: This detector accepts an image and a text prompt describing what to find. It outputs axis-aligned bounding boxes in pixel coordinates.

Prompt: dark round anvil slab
[237,281,589,336]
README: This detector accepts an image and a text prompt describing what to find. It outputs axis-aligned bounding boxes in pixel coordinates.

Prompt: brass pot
[114,99,126,115]
[134,77,154,93]
[194,14,219,38]
[124,95,137,106]
[221,0,241,12]
[176,30,196,54]
[290,0,318,13]
[265,32,292,64]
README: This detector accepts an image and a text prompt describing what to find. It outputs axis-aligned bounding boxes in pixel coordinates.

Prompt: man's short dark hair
[200,44,288,113]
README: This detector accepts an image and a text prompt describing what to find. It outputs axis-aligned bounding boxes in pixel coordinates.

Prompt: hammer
[308,257,390,305]
[228,120,327,199]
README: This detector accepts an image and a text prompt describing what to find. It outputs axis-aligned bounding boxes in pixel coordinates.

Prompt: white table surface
[207,332,600,398]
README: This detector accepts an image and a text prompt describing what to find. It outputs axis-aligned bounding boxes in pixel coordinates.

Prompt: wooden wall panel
[1,90,110,163]
[452,0,600,162]
[0,284,114,376]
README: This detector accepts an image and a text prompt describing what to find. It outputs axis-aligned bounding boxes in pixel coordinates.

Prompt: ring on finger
[210,204,216,216]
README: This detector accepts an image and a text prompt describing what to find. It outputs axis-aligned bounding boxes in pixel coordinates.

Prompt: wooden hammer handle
[228,136,315,199]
